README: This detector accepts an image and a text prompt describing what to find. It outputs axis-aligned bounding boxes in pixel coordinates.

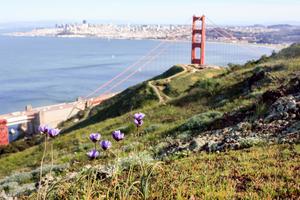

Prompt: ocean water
[0,36,274,114]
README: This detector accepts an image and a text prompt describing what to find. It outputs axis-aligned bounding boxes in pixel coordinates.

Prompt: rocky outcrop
[158,81,300,157]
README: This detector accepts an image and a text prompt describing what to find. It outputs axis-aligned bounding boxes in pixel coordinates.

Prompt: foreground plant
[87,149,100,159]
[112,130,125,141]
[37,124,60,200]
[89,132,101,143]
[47,128,60,138]
[87,133,101,159]
[87,132,115,159]
[100,140,112,150]
[134,112,145,136]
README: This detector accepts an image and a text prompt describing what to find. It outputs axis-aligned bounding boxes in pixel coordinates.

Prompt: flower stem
[109,149,117,158]
[43,140,54,200]
[38,134,48,199]
[51,141,54,173]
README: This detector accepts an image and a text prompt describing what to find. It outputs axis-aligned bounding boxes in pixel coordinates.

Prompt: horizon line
[1,19,300,26]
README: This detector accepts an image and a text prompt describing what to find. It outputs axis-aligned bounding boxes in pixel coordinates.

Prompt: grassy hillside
[40,144,300,199]
[0,44,299,199]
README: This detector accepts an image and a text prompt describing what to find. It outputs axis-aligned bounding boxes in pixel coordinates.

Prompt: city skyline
[0,0,300,25]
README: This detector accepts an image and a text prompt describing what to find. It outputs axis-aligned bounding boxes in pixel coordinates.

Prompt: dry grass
[29,144,300,200]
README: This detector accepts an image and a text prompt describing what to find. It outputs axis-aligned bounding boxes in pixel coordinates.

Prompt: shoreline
[1,33,286,50]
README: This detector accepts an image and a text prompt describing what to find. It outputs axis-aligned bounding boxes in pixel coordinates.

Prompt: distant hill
[267,24,294,29]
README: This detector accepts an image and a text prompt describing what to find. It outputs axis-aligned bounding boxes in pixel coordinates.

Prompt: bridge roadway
[0,93,116,145]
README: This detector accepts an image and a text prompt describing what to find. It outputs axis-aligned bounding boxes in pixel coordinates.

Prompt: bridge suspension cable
[100,42,173,96]
[84,41,168,99]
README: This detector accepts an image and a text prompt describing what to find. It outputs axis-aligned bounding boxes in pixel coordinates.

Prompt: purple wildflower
[38,125,49,134]
[112,130,124,141]
[89,133,101,143]
[87,149,99,159]
[134,119,144,127]
[47,128,60,137]
[134,112,145,121]
[134,112,145,127]
[100,140,112,150]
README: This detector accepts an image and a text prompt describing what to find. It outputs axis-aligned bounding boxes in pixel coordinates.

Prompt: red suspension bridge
[0,15,274,146]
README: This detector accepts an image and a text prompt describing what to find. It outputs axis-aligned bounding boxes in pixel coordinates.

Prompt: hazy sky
[0,0,299,25]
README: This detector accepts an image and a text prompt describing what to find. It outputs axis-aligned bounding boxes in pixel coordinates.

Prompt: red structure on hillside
[191,15,206,65]
[0,119,9,146]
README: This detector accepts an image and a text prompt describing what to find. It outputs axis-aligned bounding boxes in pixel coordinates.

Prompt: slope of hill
[0,44,299,199]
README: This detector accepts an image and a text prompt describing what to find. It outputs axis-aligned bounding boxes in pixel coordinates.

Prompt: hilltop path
[148,65,198,104]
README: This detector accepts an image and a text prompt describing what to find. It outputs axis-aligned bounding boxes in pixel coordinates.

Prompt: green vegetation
[40,144,299,199]
[178,111,223,132]
[152,65,184,80]
[272,43,300,59]
[0,44,300,199]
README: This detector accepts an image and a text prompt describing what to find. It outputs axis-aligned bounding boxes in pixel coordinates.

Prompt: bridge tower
[191,15,206,65]
[0,119,9,146]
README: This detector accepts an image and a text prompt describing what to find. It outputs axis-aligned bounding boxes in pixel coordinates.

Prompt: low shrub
[179,111,223,132]
[194,78,222,96]
[163,83,180,97]
[0,172,33,185]
[117,123,136,135]
[238,137,266,148]
[144,124,161,134]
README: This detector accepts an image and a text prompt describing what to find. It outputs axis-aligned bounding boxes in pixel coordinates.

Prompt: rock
[291,114,297,119]
[93,164,116,179]
[204,141,220,152]
[188,137,207,152]
[219,142,240,151]
[236,122,252,131]
[233,131,241,136]
[224,137,238,143]
[285,121,300,133]
[249,132,258,137]
[156,138,190,159]
[283,112,289,119]
[278,131,300,144]
[265,95,298,122]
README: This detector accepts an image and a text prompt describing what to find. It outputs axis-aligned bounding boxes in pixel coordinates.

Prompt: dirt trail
[148,65,192,104]
[148,64,219,103]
